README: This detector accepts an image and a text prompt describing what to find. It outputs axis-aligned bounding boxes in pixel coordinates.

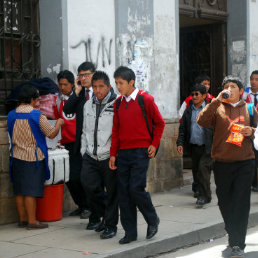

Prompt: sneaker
[231,246,244,258]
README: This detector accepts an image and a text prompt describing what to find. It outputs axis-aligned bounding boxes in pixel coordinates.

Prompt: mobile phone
[78,80,81,85]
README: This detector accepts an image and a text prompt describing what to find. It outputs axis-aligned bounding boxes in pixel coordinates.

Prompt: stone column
[0,120,18,224]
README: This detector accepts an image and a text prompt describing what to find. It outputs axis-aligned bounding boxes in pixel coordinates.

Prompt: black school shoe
[86,220,101,230]
[146,217,160,239]
[95,220,105,232]
[119,235,137,244]
[80,209,91,219]
[69,208,81,216]
[195,198,211,209]
[100,227,117,239]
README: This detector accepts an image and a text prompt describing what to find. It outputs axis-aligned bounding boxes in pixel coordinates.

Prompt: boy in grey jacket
[80,71,118,239]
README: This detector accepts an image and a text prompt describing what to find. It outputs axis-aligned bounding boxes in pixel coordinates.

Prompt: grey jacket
[80,89,117,160]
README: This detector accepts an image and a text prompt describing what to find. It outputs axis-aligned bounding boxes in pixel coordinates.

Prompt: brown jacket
[197,99,258,162]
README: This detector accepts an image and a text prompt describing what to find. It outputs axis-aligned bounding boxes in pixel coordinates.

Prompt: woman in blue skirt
[7,85,64,229]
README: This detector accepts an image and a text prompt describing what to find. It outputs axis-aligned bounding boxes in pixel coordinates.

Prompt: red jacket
[53,96,76,145]
[110,90,165,156]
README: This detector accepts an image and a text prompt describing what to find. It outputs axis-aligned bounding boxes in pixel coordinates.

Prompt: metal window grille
[0,0,40,115]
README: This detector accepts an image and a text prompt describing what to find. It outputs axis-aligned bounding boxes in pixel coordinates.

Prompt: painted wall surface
[248,0,258,78]
[115,0,178,119]
[115,0,154,93]
[67,0,115,83]
[153,0,179,119]
[227,0,248,85]
[40,0,67,80]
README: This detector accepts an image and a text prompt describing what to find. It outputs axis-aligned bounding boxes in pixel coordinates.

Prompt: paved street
[156,225,258,258]
[0,174,258,258]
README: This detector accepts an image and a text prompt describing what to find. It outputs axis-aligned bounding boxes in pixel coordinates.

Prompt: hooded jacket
[81,89,117,160]
[197,99,258,162]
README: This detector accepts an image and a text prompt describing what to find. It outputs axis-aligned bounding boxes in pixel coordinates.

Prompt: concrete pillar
[227,0,248,84]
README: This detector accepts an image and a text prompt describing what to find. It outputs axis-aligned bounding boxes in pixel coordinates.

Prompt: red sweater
[110,91,165,156]
[53,96,76,145]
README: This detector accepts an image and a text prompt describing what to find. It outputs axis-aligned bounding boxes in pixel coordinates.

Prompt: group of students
[7,61,165,245]
[177,71,258,257]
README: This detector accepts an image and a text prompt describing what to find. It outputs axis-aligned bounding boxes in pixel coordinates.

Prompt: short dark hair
[194,74,211,84]
[57,70,75,84]
[114,66,135,83]
[250,70,258,78]
[221,75,244,89]
[191,84,207,95]
[18,84,39,104]
[77,62,96,73]
[92,71,110,86]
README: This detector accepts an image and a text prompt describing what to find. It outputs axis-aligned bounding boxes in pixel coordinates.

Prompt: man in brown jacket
[197,76,258,258]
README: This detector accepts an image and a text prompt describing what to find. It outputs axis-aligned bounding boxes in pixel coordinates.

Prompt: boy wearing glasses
[63,62,96,221]
[177,84,213,208]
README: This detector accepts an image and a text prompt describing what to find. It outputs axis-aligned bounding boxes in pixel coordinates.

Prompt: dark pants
[81,154,118,227]
[214,159,254,249]
[117,148,158,237]
[191,144,212,200]
[252,149,258,188]
[65,143,89,210]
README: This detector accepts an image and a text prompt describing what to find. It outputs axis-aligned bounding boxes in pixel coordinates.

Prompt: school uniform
[110,89,165,238]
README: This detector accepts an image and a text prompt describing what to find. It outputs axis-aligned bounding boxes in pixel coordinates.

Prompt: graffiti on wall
[70,35,152,92]
[71,36,113,68]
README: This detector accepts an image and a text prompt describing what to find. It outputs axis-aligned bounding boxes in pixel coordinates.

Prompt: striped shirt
[11,105,55,161]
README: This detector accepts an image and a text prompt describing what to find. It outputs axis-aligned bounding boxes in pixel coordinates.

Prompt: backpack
[115,93,160,157]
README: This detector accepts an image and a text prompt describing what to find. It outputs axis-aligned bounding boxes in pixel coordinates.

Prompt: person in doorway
[80,71,118,239]
[62,62,96,219]
[53,70,87,217]
[109,66,165,244]
[242,70,258,192]
[7,85,64,229]
[179,74,214,119]
[177,84,213,208]
[197,75,258,258]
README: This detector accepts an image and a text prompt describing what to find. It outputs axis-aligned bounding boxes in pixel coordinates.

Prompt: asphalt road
[155,225,258,258]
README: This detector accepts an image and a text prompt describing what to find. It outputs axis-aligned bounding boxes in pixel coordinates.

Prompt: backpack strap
[247,103,255,127]
[115,98,122,113]
[138,94,152,138]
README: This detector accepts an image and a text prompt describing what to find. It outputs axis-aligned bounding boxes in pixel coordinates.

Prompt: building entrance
[179,0,228,104]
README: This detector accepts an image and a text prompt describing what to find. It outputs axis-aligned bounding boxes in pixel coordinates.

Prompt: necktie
[86,90,90,101]
[253,93,257,108]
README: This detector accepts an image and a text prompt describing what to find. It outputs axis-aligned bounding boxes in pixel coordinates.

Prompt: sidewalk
[1,174,258,258]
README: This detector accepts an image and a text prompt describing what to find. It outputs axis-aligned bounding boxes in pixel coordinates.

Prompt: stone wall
[0,120,182,225]
[0,120,18,224]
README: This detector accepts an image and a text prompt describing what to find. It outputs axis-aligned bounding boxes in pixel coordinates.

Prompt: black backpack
[115,94,160,157]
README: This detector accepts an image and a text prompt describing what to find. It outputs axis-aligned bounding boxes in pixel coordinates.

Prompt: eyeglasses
[78,72,93,78]
[191,92,200,97]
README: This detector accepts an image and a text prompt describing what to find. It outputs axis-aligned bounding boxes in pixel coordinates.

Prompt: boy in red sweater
[109,66,165,244]
[54,70,89,219]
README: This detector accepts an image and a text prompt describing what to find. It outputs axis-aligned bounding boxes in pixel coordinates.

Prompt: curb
[101,211,258,258]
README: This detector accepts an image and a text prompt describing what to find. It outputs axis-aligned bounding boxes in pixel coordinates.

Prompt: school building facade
[0,0,258,224]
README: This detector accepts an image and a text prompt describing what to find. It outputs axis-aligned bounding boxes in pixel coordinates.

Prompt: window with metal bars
[0,0,40,115]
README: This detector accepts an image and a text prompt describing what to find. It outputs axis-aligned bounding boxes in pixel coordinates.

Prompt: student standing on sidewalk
[197,76,258,258]
[80,71,118,239]
[62,62,95,219]
[177,84,213,208]
[53,70,84,217]
[242,70,258,192]
[109,66,165,244]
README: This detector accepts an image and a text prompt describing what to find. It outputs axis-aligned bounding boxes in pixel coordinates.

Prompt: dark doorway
[180,21,227,104]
